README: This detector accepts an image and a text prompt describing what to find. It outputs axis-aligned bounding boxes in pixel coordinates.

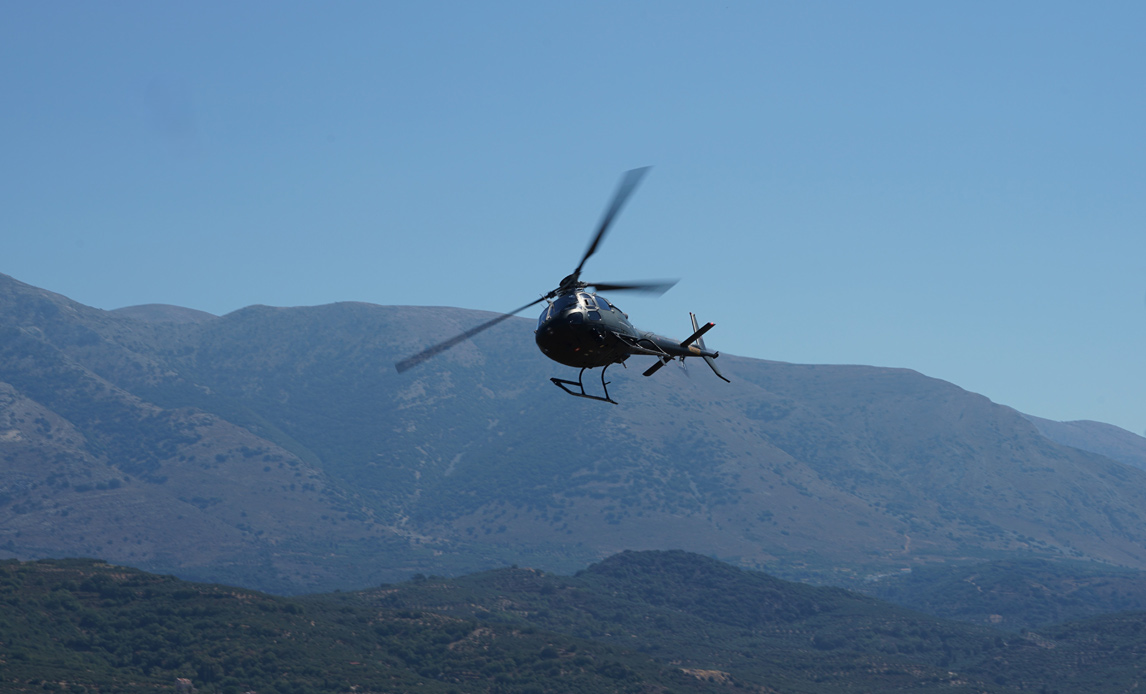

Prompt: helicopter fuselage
[534,291,716,369]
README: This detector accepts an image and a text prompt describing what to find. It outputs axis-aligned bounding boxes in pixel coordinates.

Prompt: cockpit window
[537,304,552,328]
[579,293,597,310]
[588,310,602,321]
[551,294,578,313]
[598,296,613,310]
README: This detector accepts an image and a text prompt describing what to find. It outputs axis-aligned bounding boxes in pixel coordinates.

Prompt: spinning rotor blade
[394,297,546,373]
[586,279,679,295]
[572,167,651,279]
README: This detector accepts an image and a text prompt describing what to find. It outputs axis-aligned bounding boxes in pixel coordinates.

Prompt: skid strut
[550,364,617,404]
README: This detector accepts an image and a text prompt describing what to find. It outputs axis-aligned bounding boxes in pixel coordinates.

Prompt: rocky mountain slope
[4,271,1146,593]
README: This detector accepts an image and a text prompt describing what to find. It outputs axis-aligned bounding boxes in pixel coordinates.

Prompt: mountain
[0,275,406,593]
[4,271,1146,595]
[1024,414,1146,472]
[110,303,218,324]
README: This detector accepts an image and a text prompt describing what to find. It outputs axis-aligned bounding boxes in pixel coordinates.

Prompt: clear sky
[2,3,1144,433]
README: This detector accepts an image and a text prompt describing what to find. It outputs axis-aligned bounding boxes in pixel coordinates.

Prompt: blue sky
[2,3,1144,433]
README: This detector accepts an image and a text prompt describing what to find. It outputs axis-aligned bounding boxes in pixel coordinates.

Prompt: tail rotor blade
[395,297,545,373]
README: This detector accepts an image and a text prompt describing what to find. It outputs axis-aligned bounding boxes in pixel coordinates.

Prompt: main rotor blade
[586,279,679,295]
[394,297,546,373]
[572,166,651,279]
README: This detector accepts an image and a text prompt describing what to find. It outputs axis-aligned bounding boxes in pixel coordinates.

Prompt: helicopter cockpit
[537,292,633,332]
[538,292,613,328]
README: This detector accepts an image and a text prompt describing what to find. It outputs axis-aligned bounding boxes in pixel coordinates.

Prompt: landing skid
[550,365,617,404]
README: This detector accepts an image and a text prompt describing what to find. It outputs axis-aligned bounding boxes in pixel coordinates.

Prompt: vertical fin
[690,312,730,383]
[689,312,706,350]
[703,354,730,382]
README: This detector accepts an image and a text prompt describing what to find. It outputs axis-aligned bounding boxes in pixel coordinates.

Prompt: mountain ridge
[110,303,218,324]
[1024,413,1146,471]
[3,271,1146,594]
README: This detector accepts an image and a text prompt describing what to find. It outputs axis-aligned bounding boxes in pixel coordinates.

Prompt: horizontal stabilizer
[681,320,715,348]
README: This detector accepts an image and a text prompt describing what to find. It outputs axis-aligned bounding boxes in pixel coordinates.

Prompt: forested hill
[861,556,1146,631]
[0,555,724,694]
[4,271,1146,594]
[6,551,1146,693]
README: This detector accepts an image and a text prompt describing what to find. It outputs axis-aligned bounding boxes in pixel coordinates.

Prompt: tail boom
[639,313,730,383]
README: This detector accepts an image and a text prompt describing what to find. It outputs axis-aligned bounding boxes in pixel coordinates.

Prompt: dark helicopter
[394,167,729,403]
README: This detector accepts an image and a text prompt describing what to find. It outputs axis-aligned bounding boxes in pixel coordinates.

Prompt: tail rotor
[690,312,730,383]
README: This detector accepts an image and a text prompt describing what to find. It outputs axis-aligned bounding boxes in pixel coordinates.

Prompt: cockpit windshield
[551,294,578,314]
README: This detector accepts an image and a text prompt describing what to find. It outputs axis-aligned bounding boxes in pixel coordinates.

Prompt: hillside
[359,550,1009,693]
[365,550,1146,693]
[4,271,1146,594]
[7,551,1146,693]
[110,303,218,325]
[861,558,1146,631]
[1025,414,1146,472]
[0,555,730,694]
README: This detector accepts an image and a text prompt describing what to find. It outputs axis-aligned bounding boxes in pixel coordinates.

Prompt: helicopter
[394,167,729,403]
